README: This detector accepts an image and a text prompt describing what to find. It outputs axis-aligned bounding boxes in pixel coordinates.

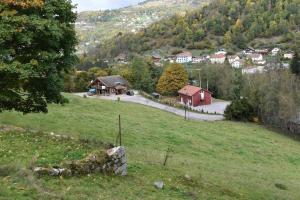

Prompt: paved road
[192,100,230,115]
[74,92,225,121]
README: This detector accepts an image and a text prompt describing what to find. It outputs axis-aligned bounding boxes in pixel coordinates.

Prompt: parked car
[126,90,134,96]
[152,92,161,99]
[87,88,96,96]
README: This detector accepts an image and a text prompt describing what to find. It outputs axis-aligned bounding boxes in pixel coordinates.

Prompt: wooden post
[185,92,188,120]
[163,148,170,166]
[184,104,187,120]
[119,115,121,146]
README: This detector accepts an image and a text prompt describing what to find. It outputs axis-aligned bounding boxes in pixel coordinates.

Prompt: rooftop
[176,51,192,57]
[178,85,201,96]
[96,75,128,88]
[210,54,226,59]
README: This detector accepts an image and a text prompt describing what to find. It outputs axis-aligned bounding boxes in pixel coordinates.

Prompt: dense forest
[96,0,300,59]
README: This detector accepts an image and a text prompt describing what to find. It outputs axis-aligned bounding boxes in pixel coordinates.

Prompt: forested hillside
[98,0,300,58]
[76,0,209,54]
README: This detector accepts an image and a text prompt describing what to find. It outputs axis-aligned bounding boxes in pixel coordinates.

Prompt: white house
[283,51,294,59]
[256,60,266,65]
[192,56,206,63]
[210,53,226,64]
[176,51,193,63]
[231,60,243,69]
[242,66,265,74]
[255,48,269,55]
[271,48,281,56]
[247,53,263,63]
[282,63,290,69]
[227,55,240,64]
[243,47,255,55]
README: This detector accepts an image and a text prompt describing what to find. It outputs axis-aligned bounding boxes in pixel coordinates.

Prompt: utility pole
[198,69,201,88]
[184,91,188,120]
[206,80,209,90]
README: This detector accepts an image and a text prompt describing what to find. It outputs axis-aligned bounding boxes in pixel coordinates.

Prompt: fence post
[119,114,122,146]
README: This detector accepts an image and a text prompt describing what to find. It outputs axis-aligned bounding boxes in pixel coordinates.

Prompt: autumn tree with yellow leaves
[2,0,44,8]
[156,63,188,96]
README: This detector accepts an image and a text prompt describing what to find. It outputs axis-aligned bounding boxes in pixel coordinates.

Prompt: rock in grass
[154,181,164,189]
[275,183,288,190]
[184,174,192,181]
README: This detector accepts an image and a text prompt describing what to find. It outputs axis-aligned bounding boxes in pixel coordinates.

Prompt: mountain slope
[98,0,300,58]
[75,0,210,54]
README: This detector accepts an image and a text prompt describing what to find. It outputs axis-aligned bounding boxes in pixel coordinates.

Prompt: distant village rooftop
[176,51,192,57]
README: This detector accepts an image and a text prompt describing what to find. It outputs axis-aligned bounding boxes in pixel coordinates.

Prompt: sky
[72,0,145,12]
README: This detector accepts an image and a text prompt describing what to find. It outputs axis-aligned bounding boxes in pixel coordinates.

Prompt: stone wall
[34,146,127,177]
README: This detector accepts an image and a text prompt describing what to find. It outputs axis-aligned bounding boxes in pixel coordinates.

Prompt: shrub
[224,98,255,121]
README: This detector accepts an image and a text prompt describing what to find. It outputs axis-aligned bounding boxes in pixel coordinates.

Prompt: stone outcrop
[34,146,127,177]
[104,146,127,176]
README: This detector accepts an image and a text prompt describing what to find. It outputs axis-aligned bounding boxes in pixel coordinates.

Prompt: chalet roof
[228,55,239,60]
[178,85,201,96]
[96,75,128,88]
[210,54,226,59]
[255,49,269,53]
[115,53,126,60]
[247,53,262,59]
[152,54,161,59]
[176,51,192,57]
[284,50,294,54]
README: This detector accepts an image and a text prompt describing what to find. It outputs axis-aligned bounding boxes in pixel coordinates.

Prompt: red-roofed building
[210,53,226,64]
[178,85,213,107]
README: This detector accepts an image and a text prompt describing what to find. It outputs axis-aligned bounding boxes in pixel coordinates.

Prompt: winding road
[74,92,225,121]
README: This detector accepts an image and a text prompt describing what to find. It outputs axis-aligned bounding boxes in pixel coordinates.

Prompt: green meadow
[0,94,299,200]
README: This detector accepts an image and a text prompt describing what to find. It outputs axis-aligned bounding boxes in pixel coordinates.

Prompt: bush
[224,98,255,121]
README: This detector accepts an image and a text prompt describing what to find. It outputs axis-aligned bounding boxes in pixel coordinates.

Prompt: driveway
[190,100,230,115]
[74,92,225,121]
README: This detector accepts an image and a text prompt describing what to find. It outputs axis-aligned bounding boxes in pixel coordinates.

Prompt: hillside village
[115,47,295,74]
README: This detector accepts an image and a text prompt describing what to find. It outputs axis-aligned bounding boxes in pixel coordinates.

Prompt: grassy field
[0,94,300,199]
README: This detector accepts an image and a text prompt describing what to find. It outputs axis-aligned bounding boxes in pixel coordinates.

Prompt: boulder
[154,181,164,189]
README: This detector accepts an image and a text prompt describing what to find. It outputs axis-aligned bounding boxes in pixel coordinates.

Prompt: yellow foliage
[234,18,243,31]
[1,0,44,8]
[156,63,188,95]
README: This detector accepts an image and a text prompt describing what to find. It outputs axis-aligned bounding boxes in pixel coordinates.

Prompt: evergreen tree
[131,57,154,92]
[291,52,300,75]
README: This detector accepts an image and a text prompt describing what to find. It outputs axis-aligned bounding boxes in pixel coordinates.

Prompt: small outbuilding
[178,85,212,107]
[89,75,129,95]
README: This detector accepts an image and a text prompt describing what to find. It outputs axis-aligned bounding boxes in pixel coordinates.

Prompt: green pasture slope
[0,94,300,199]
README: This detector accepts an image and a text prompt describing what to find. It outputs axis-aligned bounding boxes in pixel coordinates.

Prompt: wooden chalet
[90,75,129,95]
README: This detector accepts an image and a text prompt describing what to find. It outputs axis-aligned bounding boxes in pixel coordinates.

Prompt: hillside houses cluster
[114,47,294,75]
[146,47,294,75]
